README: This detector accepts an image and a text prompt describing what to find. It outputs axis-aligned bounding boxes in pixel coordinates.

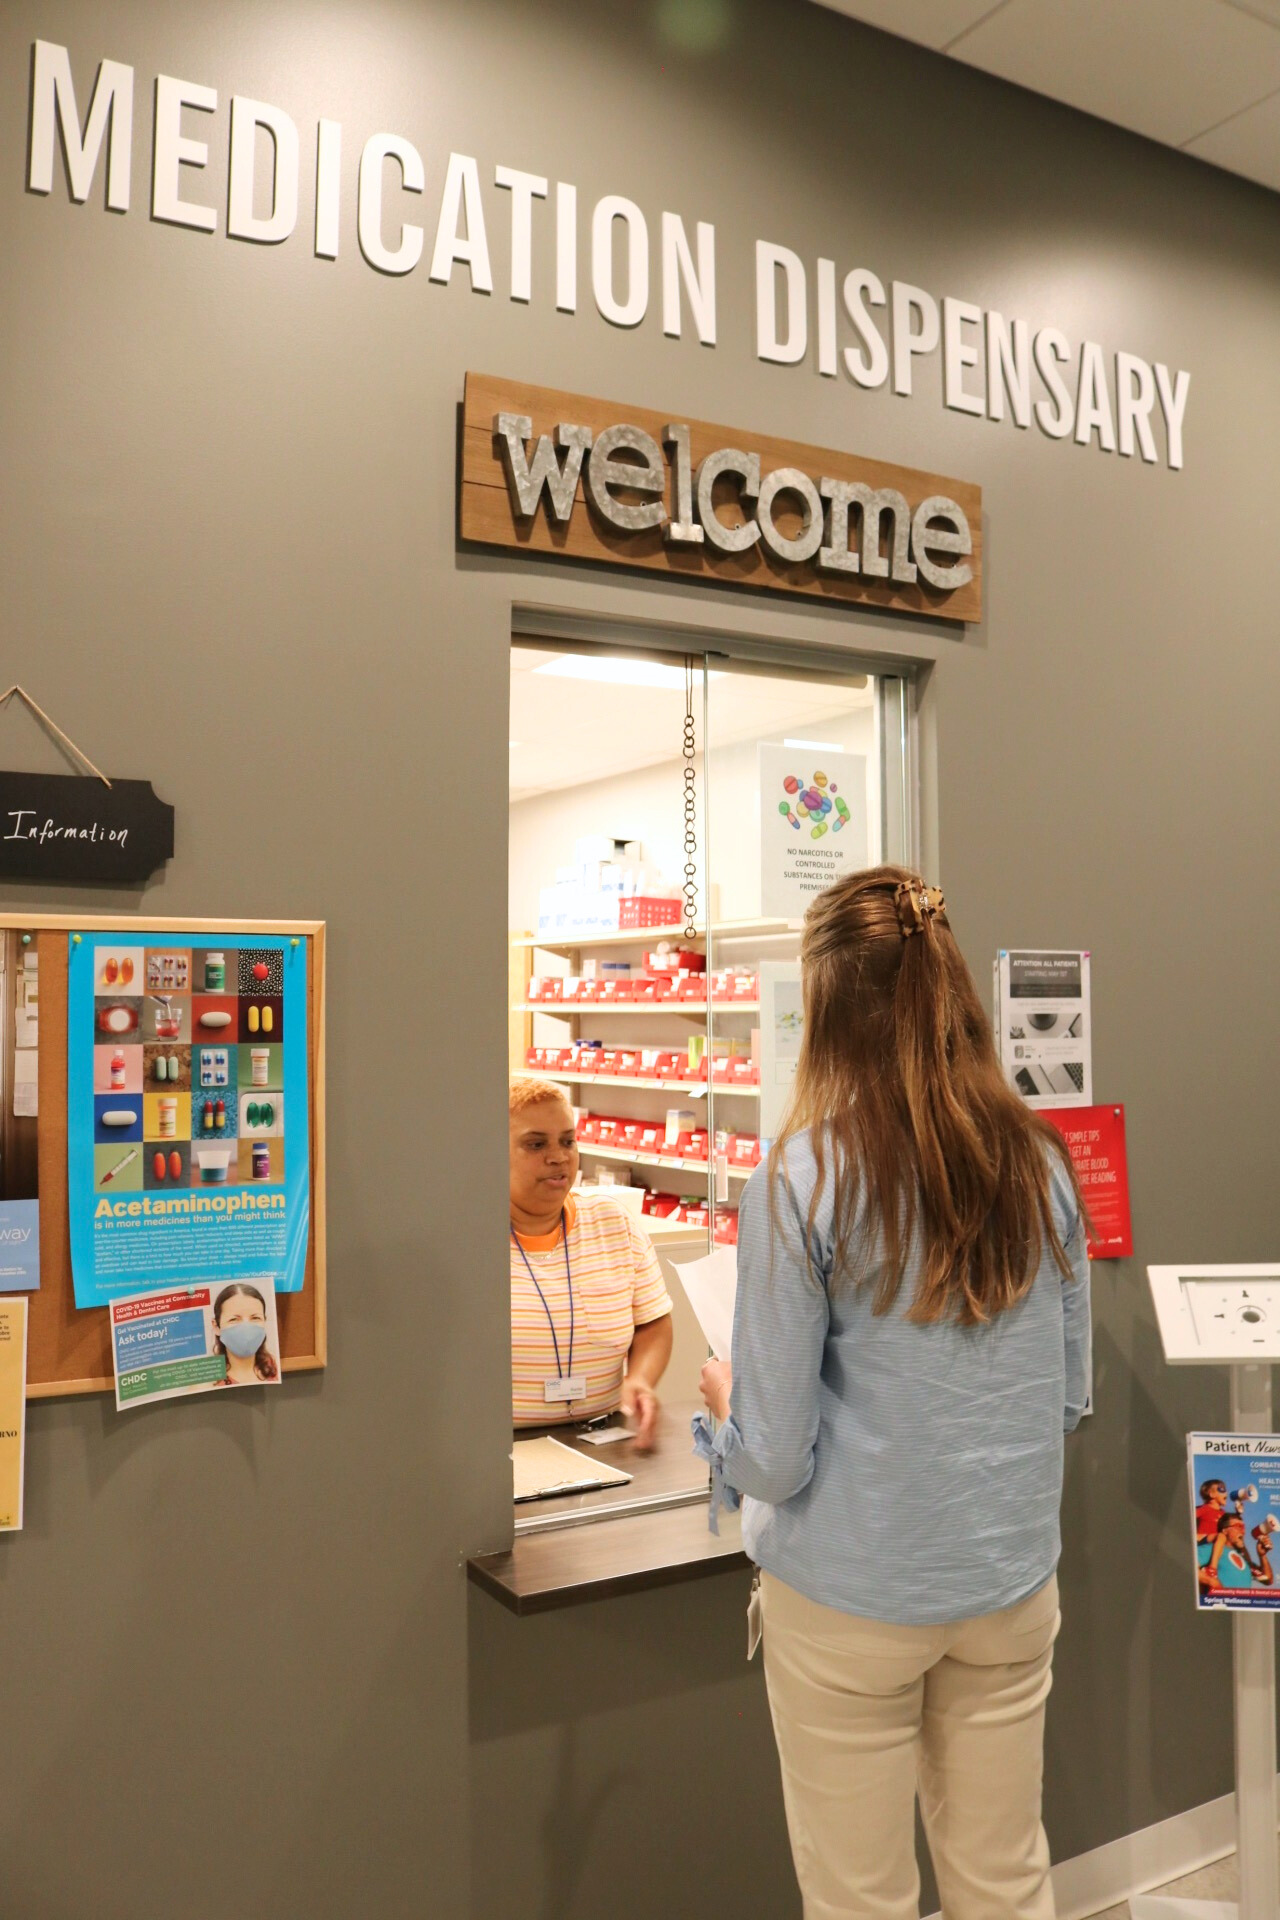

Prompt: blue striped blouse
[694,1129,1091,1626]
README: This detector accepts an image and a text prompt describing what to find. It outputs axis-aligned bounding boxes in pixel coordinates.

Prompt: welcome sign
[460,374,982,623]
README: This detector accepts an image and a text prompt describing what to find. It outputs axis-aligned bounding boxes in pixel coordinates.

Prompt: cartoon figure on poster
[68,932,310,1309]
[1188,1436,1280,1609]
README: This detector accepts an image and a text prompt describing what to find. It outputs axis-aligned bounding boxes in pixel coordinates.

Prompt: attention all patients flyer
[67,932,310,1309]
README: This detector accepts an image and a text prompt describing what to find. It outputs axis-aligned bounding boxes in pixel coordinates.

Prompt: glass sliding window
[702,661,909,1246]
[507,643,714,1530]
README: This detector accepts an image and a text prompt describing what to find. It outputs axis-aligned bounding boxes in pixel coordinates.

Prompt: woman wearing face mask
[695,868,1090,1920]
[212,1282,280,1386]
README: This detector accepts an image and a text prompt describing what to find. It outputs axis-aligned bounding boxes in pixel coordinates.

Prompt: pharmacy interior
[504,635,911,1526]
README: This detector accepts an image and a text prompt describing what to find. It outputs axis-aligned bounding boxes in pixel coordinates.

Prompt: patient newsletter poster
[67,931,310,1308]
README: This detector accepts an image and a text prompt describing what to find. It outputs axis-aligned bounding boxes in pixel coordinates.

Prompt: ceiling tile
[1183,82,1280,188]
[809,0,1008,52]
[947,0,1280,146]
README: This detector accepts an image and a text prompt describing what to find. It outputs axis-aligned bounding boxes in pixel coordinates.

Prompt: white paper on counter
[671,1245,738,1361]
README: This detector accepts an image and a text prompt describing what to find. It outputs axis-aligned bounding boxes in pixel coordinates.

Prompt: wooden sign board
[459,372,982,624]
[0,916,326,1398]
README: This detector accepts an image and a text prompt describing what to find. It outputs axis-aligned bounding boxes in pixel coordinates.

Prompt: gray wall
[1,1,1276,1914]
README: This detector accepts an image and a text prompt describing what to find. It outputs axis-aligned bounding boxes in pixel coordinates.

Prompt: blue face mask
[219,1320,267,1359]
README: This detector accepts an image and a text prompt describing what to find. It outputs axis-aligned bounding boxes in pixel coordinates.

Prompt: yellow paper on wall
[0,1297,28,1531]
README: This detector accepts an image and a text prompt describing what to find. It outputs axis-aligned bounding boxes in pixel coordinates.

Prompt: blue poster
[68,932,309,1308]
[1189,1434,1280,1610]
[0,1201,39,1291]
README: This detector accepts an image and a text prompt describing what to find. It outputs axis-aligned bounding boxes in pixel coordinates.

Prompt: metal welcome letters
[459,373,983,623]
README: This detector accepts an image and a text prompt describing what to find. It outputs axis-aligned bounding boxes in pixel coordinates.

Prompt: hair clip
[894,881,945,937]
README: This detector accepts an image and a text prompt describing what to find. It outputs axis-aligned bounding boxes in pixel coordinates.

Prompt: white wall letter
[315,118,341,259]
[661,212,716,344]
[592,196,649,327]
[556,181,576,312]
[29,40,132,210]
[891,282,939,397]
[227,96,298,245]
[942,297,984,416]
[986,311,1031,427]
[430,152,492,291]
[494,165,547,303]
[357,132,423,275]
[842,269,888,389]
[1074,340,1116,451]
[1115,352,1157,463]
[756,241,806,365]
[1154,363,1191,471]
[1033,327,1073,440]
[152,76,217,232]
[816,258,836,377]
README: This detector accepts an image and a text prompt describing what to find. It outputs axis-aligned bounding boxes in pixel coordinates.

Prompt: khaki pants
[760,1570,1060,1920]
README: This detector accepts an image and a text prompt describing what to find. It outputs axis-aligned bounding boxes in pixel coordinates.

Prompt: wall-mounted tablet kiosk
[1135,1264,1280,1920]
[1149,1264,1280,1365]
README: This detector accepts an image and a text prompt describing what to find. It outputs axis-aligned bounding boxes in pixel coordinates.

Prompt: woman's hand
[620,1377,660,1451]
[699,1358,732,1422]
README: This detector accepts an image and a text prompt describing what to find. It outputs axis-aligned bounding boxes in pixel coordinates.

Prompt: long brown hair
[771,865,1080,1326]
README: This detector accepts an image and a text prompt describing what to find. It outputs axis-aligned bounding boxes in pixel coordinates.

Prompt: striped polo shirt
[510,1193,673,1427]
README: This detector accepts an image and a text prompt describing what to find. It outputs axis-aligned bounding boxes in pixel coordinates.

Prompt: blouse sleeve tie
[691,1411,742,1536]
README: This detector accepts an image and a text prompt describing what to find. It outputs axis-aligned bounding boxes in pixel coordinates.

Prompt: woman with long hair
[695,866,1090,1920]
[212,1282,280,1386]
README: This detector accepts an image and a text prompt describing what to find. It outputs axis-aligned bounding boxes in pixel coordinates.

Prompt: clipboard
[512,1435,633,1503]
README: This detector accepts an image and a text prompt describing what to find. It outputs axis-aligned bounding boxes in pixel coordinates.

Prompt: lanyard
[511,1210,574,1382]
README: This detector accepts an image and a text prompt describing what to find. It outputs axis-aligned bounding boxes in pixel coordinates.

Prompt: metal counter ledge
[467,1401,749,1615]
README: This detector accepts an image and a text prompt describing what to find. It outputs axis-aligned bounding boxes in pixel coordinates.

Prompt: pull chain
[682,658,698,941]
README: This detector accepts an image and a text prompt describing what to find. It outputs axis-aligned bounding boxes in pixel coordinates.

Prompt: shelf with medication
[514,918,788,1241]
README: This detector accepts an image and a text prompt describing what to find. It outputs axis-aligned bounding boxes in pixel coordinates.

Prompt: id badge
[544,1375,586,1403]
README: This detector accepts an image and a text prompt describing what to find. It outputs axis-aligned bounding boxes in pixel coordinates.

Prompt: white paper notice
[759,960,803,1141]
[671,1245,738,1361]
[759,743,868,920]
[994,949,1092,1108]
[12,1049,37,1118]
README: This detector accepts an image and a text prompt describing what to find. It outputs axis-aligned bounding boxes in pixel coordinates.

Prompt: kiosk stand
[1136,1265,1280,1920]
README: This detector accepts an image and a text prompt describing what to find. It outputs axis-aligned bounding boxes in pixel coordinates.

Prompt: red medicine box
[618,896,683,929]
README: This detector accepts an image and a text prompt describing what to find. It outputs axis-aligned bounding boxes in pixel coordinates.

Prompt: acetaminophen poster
[67,932,309,1308]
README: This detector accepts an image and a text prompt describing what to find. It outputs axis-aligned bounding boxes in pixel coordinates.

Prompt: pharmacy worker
[509,1078,673,1448]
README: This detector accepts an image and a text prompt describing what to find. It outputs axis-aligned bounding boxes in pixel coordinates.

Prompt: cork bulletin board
[0,915,326,1398]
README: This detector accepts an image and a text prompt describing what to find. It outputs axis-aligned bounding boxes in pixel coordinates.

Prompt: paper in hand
[671,1245,738,1361]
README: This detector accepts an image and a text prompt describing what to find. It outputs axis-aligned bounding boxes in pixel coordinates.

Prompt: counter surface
[469,1400,749,1613]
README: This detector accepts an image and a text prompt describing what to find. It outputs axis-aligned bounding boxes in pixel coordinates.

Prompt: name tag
[544,1375,587,1404]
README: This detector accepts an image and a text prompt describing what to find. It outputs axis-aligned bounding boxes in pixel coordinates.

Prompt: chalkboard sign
[0,773,174,884]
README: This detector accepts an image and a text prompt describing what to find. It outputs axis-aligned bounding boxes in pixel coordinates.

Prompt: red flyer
[1041,1103,1133,1259]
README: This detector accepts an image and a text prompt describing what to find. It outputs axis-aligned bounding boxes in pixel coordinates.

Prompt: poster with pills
[758,744,869,921]
[66,931,309,1309]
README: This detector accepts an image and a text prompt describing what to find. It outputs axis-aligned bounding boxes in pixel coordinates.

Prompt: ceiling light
[783,737,842,752]
[534,656,722,690]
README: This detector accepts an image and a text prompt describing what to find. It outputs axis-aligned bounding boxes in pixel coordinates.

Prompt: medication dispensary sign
[66,932,309,1309]
[459,373,982,623]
